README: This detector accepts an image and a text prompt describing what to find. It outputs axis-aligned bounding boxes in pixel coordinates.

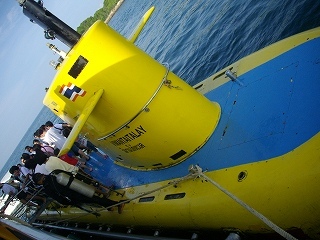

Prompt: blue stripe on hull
[89,36,320,189]
[203,37,320,168]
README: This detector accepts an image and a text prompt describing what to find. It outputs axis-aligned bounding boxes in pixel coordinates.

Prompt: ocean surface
[0,107,59,180]
[1,0,320,180]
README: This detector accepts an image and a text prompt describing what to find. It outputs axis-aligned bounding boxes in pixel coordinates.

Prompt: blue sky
[0,0,103,170]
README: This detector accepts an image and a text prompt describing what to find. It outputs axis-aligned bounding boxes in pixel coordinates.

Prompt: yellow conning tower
[43,21,221,170]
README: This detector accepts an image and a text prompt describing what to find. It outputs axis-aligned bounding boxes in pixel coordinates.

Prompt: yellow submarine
[1,0,320,239]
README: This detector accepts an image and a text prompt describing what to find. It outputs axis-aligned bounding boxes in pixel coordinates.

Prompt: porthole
[164,193,186,200]
[139,196,155,202]
[238,170,247,182]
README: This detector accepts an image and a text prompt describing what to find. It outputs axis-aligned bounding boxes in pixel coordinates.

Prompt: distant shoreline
[105,0,125,23]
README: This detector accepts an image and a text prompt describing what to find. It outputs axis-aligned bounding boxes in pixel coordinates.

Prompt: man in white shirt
[37,126,89,160]
[43,126,66,150]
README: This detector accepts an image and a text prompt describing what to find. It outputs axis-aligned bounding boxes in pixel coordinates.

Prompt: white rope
[41,172,196,225]
[34,165,298,240]
[188,165,298,240]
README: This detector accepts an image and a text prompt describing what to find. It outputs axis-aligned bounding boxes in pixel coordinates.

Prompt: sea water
[110,0,320,86]
[1,0,320,180]
[0,107,58,180]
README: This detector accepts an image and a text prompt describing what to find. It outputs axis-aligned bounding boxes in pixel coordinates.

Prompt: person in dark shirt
[21,149,47,170]
[32,171,125,214]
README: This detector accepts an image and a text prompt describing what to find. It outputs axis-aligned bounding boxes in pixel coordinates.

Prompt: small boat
[1,0,319,239]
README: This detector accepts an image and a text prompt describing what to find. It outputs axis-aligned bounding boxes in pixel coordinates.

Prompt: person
[32,172,125,213]
[77,136,108,159]
[59,153,93,172]
[9,165,32,191]
[34,163,50,175]
[30,154,82,176]
[36,126,89,160]
[45,121,72,138]
[9,166,25,184]
[21,150,47,171]
[33,131,49,146]
[21,153,35,169]
[35,155,79,175]
[0,182,46,214]
[9,164,43,196]
[34,143,55,156]
[33,139,42,145]
[25,146,35,155]
[36,128,65,151]
[21,152,31,162]
[27,143,55,157]
[46,121,107,160]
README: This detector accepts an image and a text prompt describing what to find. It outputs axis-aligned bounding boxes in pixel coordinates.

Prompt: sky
[0,0,103,171]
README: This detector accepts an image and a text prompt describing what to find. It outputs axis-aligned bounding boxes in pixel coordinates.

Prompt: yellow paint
[39,16,320,238]
[39,132,320,238]
[196,27,320,94]
[0,224,19,240]
[129,6,155,43]
[58,89,104,156]
[44,21,221,169]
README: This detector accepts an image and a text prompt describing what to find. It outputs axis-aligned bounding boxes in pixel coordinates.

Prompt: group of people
[0,121,125,215]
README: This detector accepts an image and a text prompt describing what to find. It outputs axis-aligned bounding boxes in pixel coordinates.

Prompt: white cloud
[6,6,19,23]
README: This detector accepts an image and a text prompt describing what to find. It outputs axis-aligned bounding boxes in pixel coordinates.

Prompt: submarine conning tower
[20,0,221,170]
